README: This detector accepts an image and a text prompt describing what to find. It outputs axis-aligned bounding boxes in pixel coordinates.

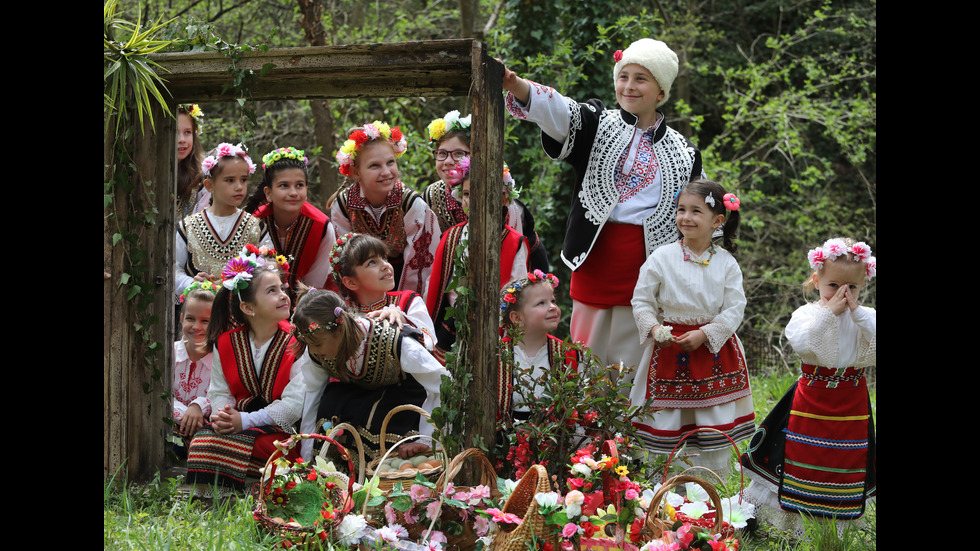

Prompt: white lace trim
[579,111,633,226]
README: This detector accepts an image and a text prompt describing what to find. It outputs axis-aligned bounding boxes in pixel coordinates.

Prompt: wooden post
[462,43,504,479]
[104,103,176,479]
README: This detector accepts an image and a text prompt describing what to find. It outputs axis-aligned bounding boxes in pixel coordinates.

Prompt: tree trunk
[297,0,339,201]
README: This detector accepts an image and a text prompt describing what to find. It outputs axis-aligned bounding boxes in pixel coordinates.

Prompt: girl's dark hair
[679,179,741,252]
[206,266,282,347]
[332,234,390,302]
[180,287,217,354]
[176,107,204,201]
[436,129,471,149]
[292,289,365,365]
[244,157,309,213]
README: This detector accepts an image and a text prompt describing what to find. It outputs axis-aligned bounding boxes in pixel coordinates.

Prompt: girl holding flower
[330,121,440,295]
[185,253,307,491]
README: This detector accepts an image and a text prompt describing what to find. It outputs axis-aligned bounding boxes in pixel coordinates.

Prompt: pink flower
[428,531,447,544]
[483,508,522,525]
[410,484,432,502]
[625,488,639,500]
[865,256,876,278]
[807,248,826,270]
[426,499,442,521]
[614,50,623,62]
[850,242,871,261]
[469,485,491,501]
[404,508,419,525]
[474,516,490,536]
[444,482,456,496]
[561,523,579,538]
[384,502,398,525]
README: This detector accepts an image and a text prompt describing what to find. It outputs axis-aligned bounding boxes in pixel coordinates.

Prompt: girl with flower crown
[629,180,753,475]
[292,289,448,460]
[170,281,217,455]
[330,121,440,296]
[424,157,529,364]
[423,110,550,272]
[175,104,210,218]
[497,271,581,425]
[244,146,337,293]
[501,39,704,373]
[185,252,307,491]
[740,237,876,537]
[175,142,272,298]
[329,232,436,351]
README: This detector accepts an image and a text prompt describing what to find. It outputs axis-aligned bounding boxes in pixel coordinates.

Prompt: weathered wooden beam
[464,43,504,467]
[155,40,477,102]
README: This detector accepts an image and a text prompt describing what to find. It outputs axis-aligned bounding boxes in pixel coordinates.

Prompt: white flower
[458,114,472,128]
[535,492,561,508]
[654,325,675,343]
[336,514,368,546]
[444,110,460,126]
[571,462,592,477]
[684,482,710,503]
[652,483,685,508]
[679,500,710,519]
[720,496,755,529]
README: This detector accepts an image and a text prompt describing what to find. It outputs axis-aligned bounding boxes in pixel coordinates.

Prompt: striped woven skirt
[741,364,876,519]
[185,425,297,490]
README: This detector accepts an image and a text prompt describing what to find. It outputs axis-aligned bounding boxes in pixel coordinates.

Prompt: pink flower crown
[807,238,876,279]
[201,142,257,177]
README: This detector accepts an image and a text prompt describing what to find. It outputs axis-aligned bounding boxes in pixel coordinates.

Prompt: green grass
[105,370,876,549]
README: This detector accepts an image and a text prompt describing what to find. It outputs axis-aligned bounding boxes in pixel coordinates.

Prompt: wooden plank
[463,43,504,467]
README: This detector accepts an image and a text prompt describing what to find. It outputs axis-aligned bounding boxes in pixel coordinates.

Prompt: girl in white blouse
[629,179,753,475]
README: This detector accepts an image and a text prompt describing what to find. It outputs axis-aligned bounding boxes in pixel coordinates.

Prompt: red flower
[391,127,403,141]
[629,518,643,544]
[318,530,329,540]
[613,50,623,62]
[351,130,369,146]
[581,521,599,538]
[321,509,336,521]
[307,471,318,481]
[285,481,297,490]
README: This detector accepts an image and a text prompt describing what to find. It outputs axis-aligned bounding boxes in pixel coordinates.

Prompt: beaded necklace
[680,238,716,265]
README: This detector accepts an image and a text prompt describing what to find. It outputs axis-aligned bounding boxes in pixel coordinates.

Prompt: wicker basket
[365,404,445,491]
[643,428,745,541]
[320,421,367,485]
[433,448,503,550]
[253,433,356,545]
[490,464,557,551]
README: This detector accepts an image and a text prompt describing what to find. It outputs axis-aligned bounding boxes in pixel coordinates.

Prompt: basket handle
[364,433,448,544]
[434,447,498,492]
[322,422,366,485]
[645,474,725,535]
[257,433,357,511]
[377,403,432,458]
[662,427,744,500]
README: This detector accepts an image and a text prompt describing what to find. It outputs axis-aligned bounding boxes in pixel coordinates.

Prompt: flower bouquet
[253,433,358,546]
[638,522,740,551]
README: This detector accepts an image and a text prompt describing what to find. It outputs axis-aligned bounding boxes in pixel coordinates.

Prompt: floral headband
[243,243,291,278]
[336,121,407,177]
[427,110,472,144]
[262,147,308,170]
[201,142,257,177]
[180,104,204,134]
[500,270,560,313]
[290,305,345,339]
[179,280,218,303]
[221,256,259,292]
[807,239,876,279]
[447,158,521,205]
[328,232,356,278]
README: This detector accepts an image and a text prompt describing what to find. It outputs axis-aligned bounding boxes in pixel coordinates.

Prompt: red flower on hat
[613,50,623,62]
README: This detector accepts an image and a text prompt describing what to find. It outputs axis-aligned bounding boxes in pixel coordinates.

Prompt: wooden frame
[104,39,504,479]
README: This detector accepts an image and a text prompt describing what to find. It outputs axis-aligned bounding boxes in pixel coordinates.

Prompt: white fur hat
[612,39,679,106]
